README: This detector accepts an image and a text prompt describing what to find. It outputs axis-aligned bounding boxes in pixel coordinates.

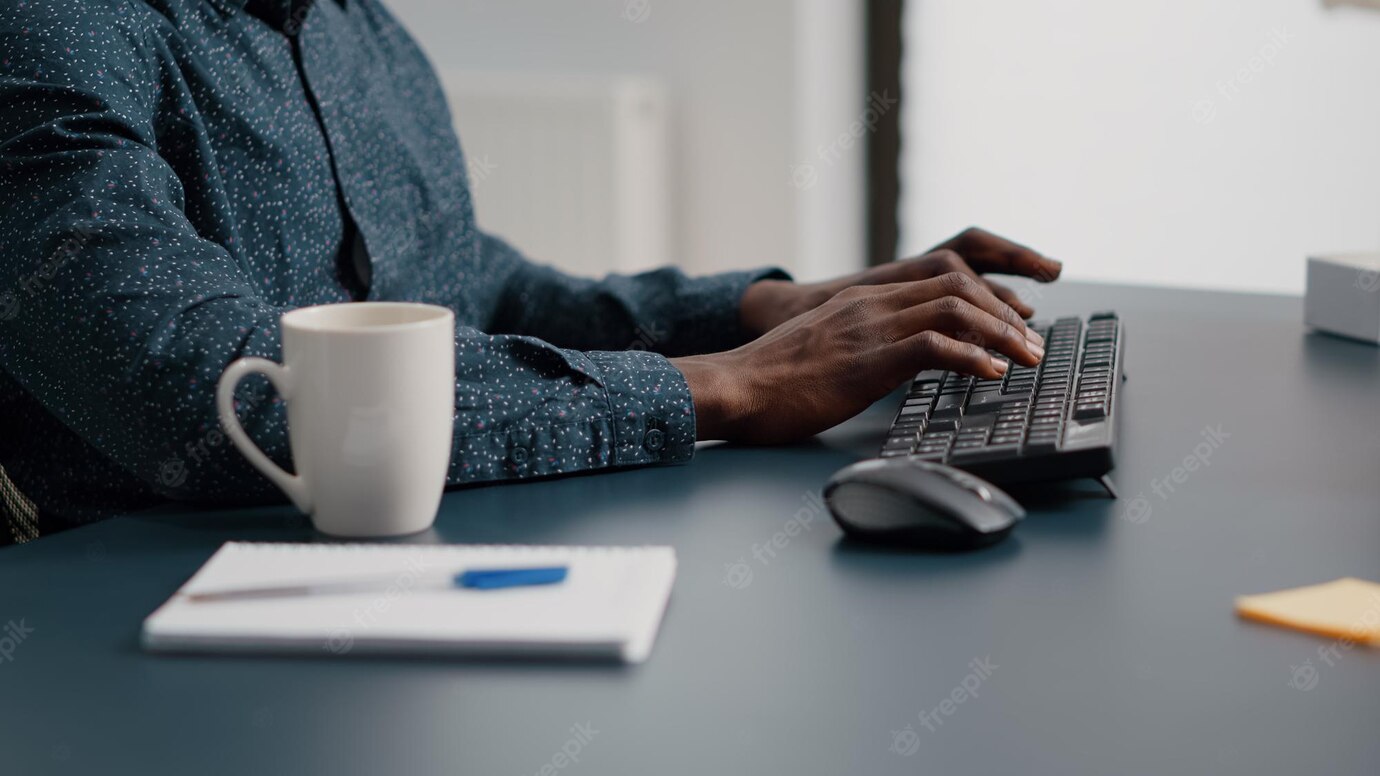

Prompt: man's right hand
[672,272,1045,444]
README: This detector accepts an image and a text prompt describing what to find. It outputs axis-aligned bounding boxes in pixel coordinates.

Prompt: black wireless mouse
[824,459,1025,551]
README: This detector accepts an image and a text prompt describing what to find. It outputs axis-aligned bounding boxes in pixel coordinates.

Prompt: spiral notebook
[142,542,677,663]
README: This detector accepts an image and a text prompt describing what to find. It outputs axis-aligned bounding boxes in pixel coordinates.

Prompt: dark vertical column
[866,0,905,266]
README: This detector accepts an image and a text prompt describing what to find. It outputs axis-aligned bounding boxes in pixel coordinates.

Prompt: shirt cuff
[676,266,791,353]
[584,350,696,467]
[444,348,696,485]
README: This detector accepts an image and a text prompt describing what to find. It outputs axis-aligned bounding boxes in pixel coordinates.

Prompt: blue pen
[457,566,568,590]
[187,565,569,603]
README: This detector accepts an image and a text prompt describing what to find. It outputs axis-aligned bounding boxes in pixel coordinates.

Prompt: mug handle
[216,357,312,514]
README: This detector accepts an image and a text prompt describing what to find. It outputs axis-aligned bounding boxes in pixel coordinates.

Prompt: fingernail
[1024,328,1045,347]
[989,357,1008,375]
[1028,343,1045,360]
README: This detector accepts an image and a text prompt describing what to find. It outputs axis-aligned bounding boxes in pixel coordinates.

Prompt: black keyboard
[878,312,1124,485]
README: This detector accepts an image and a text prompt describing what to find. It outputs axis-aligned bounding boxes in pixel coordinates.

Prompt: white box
[1305,253,1380,344]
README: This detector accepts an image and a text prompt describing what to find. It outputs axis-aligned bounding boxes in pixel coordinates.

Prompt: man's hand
[739,227,1062,337]
[675,272,1045,444]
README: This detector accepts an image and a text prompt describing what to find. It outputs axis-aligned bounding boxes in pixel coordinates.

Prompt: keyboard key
[960,414,995,430]
[932,394,966,418]
[967,392,1025,413]
[941,374,972,390]
[1073,403,1107,420]
[949,444,1021,465]
[925,419,959,433]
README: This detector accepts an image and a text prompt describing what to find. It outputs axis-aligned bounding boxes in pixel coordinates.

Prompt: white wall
[384,0,865,281]
[900,0,1380,294]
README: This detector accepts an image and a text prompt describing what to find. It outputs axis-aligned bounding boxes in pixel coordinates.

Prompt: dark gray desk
[2,282,1378,775]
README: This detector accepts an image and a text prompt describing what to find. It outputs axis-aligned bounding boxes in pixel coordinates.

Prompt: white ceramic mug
[217,302,455,537]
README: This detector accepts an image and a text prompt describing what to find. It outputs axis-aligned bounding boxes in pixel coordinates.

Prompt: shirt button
[509,446,529,465]
[643,428,665,453]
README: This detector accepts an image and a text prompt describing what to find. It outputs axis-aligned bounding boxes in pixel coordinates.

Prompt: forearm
[483,231,789,356]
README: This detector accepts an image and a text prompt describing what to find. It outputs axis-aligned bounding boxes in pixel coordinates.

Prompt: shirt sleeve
[483,231,791,357]
[0,3,696,505]
[0,1,291,503]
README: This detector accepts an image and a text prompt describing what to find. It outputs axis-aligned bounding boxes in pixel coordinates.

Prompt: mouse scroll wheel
[947,471,992,501]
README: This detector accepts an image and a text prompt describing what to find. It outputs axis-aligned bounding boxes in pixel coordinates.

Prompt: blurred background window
[899,0,1380,293]
[387,0,1380,294]
[389,0,866,282]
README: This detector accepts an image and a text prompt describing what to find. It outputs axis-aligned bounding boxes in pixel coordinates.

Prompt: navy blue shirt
[0,0,783,540]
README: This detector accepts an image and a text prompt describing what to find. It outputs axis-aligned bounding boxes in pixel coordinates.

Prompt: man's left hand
[740,227,1063,338]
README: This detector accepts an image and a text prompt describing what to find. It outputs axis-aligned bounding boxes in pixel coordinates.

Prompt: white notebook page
[142,542,676,663]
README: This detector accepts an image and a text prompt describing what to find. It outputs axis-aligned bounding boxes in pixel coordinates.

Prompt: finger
[940,227,1062,280]
[985,279,1034,319]
[802,250,972,303]
[888,271,1033,341]
[894,330,1009,381]
[915,248,980,282]
[892,297,1040,367]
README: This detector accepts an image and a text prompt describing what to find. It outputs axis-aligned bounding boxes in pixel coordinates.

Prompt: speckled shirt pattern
[0,0,784,537]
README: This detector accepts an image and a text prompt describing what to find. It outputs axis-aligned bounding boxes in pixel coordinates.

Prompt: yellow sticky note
[1235,578,1380,645]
